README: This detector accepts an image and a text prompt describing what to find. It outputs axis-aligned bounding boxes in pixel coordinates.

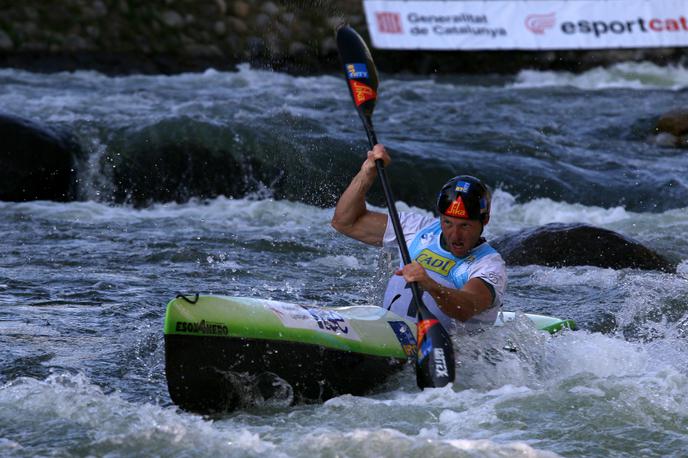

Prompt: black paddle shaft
[358,109,426,311]
[335,25,455,388]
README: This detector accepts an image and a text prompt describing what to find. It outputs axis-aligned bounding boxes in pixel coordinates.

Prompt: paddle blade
[335,25,379,121]
[415,311,456,388]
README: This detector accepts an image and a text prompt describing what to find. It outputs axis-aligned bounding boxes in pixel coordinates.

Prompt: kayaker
[331,143,507,334]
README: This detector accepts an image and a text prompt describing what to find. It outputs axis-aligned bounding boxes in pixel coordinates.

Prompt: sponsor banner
[364,0,688,50]
[268,302,361,341]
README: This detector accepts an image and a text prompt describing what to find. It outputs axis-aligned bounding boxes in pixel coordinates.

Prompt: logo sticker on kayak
[175,320,229,336]
[268,302,361,341]
[389,321,417,357]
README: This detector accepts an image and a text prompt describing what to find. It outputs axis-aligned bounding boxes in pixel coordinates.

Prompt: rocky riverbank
[0,1,686,75]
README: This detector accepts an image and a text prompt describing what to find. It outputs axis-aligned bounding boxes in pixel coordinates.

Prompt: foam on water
[2,287,687,456]
[0,370,562,457]
[488,189,688,258]
[529,266,620,289]
[297,255,363,270]
[511,61,688,90]
[305,314,688,455]
[0,64,344,129]
[489,189,631,228]
[0,197,331,231]
[0,373,286,457]
[386,190,688,247]
[4,190,686,263]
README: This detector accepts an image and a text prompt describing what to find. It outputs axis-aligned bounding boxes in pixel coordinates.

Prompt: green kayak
[164,295,575,413]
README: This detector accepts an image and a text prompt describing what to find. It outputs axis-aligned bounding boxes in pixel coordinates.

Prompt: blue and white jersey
[382,212,507,334]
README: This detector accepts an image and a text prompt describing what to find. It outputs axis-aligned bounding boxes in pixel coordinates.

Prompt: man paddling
[331,144,507,334]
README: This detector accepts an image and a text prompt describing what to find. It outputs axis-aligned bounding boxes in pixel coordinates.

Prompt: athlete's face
[440,215,483,257]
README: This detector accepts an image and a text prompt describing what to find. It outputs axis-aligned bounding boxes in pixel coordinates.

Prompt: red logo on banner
[417,319,439,347]
[445,196,468,218]
[525,12,556,34]
[376,12,403,34]
[349,80,376,106]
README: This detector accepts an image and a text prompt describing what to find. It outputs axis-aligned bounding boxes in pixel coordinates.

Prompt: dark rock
[656,109,688,137]
[213,20,227,36]
[227,17,248,35]
[0,113,84,202]
[215,0,227,15]
[0,29,13,50]
[101,118,278,206]
[261,2,280,16]
[233,1,250,19]
[254,13,271,29]
[492,223,675,272]
[160,10,184,29]
[288,41,307,56]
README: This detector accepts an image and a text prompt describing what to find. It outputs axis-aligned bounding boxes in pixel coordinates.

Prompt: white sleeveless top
[382,212,507,334]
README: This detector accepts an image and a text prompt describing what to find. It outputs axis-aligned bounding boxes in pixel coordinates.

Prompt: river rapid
[1,62,688,457]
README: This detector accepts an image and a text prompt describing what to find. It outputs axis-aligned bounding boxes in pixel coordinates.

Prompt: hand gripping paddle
[335,25,455,389]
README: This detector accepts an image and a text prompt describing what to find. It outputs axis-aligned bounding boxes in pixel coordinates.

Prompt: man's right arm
[331,144,390,246]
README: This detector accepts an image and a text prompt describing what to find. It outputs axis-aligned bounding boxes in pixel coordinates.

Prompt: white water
[512,61,688,90]
[3,61,688,456]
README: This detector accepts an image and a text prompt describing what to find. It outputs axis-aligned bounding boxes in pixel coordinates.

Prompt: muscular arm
[396,262,494,321]
[331,144,390,246]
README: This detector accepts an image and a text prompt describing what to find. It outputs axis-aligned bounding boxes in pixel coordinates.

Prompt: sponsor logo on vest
[434,348,449,378]
[416,249,456,276]
[445,196,468,218]
[348,80,376,106]
[175,320,229,336]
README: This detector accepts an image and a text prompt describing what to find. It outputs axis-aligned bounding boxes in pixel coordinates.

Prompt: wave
[3,191,687,262]
[2,65,687,212]
[511,61,688,90]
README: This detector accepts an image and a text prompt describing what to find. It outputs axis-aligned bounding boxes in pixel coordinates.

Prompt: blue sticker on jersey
[345,63,369,79]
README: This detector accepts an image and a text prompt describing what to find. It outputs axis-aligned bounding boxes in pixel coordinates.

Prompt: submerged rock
[0,113,84,202]
[654,109,688,147]
[101,117,305,206]
[492,223,675,272]
[101,116,355,207]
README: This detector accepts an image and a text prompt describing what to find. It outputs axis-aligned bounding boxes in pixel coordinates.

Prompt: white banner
[363,0,688,50]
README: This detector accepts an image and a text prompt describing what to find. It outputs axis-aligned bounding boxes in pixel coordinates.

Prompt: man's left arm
[395,262,494,322]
